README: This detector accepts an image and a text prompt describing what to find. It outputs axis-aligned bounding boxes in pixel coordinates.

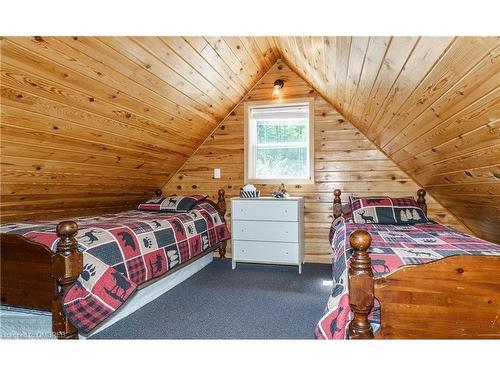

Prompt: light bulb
[273,85,281,97]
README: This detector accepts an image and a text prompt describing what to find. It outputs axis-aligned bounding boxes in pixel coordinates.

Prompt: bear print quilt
[1,201,231,334]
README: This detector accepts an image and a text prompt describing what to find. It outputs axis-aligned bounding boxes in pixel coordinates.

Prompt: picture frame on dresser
[231,197,305,273]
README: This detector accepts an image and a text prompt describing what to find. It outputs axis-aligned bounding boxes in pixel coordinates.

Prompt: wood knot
[34,36,44,42]
[457,268,464,274]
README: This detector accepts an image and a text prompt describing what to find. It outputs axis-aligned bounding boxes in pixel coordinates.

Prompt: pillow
[138,195,206,212]
[350,196,429,225]
[342,203,353,222]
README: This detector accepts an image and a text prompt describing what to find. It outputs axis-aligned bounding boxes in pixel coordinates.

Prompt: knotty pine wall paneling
[0,36,278,222]
[163,62,470,263]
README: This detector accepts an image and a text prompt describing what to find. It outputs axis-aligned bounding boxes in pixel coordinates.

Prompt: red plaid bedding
[1,202,230,333]
[316,218,500,339]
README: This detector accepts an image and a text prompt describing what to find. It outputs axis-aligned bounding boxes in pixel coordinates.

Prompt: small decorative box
[240,190,261,198]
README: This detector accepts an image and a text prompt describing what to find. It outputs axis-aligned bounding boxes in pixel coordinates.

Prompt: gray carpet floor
[91,259,332,339]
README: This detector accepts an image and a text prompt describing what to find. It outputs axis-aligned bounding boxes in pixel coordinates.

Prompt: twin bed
[316,189,500,339]
[0,189,230,339]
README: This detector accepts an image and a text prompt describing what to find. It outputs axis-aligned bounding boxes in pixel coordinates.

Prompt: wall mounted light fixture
[273,79,284,97]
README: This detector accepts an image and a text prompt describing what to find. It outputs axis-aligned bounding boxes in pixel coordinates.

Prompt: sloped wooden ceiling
[1,36,498,244]
[0,36,279,221]
[275,36,500,243]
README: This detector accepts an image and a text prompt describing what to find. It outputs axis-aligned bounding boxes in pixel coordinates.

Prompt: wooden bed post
[348,230,375,339]
[217,189,227,219]
[154,189,163,197]
[333,189,342,219]
[52,221,83,339]
[417,189,427,215]
[217,189,227,259]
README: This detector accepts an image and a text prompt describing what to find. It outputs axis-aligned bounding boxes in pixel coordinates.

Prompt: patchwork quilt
[1,202,231,333]
[316,218,500,339]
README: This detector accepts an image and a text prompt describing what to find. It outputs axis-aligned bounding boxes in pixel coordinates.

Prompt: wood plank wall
[0,36,279,222]
[274,36,500,243]
[163,62,470,263]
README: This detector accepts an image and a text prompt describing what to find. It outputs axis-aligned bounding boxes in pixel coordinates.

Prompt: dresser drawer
[232,240,299,264]
[232,220,298,242]
[232,199,298,221]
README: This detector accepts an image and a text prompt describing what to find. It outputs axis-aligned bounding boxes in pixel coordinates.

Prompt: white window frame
[244,98,315,185]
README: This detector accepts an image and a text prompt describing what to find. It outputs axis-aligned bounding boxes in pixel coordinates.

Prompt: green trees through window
[246,101,312,182]
[255,119,308,179]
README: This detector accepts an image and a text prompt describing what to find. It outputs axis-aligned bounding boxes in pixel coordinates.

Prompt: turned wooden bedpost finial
[333,189,342,219]
[52,221,83,339]
[348,230,375,339]
[154,189,163,197]
[417,189,427,215]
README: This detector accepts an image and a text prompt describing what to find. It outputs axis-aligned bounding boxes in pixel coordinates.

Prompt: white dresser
[231,197,305,273]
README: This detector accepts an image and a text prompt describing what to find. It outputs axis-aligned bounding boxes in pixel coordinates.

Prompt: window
[244,99,314,184]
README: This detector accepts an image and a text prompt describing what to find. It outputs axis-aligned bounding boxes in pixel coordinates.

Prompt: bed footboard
[348,230,500,339]
[1,221,83,339]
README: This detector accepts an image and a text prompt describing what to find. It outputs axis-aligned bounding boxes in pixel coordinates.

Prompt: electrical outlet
[214,168,221,179]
